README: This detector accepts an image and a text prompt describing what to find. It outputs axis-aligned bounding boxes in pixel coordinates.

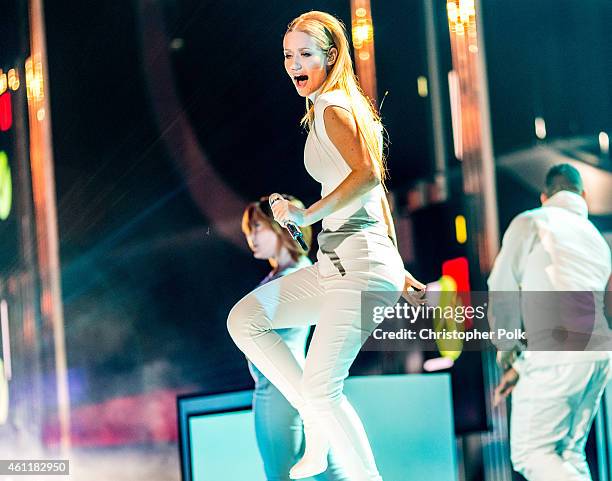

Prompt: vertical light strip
[447,0,511,481]
[423,0,449,179]
[447,5,508,479]
[27,0,71,452]
[448,70,463,160]
[1,300,11,381]
[350,0,378,106]
[446,0,499,271]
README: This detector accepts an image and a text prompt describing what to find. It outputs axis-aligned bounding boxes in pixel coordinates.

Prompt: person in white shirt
[488,164,612,481]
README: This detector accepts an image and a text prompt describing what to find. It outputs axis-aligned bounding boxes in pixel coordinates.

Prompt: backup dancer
[241,195,347,481]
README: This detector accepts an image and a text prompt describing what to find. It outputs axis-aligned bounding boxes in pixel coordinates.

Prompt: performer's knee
[226,296,269,345]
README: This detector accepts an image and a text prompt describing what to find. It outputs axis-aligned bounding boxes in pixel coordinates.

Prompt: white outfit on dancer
[227,89,405,481]
[488,191,612,481]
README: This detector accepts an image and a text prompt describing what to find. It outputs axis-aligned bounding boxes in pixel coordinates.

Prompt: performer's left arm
[379,194,427,298]
[380,194,398,247]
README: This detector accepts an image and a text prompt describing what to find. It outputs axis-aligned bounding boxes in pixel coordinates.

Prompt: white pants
[510,359,612,481]
[228,230,404,481]
[248,328,349,481]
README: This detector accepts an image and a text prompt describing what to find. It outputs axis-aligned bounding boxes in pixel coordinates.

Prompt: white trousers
[510,359,612,481]
[228,230,404,481]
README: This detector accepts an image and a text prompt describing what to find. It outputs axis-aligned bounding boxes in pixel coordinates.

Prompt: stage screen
[189,409,266,481]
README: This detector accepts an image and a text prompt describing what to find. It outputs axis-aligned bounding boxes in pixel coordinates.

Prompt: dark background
[21,0,609,446]
[43,0,434,404]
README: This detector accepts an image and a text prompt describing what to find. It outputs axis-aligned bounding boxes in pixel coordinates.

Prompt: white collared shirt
[488,191,612,368]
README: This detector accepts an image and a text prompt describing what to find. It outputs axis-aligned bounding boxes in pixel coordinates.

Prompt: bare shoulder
[321,104,375,172]
[323,105,357,141]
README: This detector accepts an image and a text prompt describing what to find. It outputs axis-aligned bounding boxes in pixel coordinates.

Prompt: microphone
[268,193,309,251]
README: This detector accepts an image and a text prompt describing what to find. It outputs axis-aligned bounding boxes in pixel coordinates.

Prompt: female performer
[228,11,424,481]
[241,195,347,481]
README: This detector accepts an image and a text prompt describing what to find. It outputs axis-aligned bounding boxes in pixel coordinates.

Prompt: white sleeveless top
[303,89,387,236]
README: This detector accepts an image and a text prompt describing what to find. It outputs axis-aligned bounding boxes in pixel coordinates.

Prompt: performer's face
[283,31,329,97]
[245,220,280,260]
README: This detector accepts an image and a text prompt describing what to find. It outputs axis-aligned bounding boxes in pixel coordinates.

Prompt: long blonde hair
[286,11,388,188]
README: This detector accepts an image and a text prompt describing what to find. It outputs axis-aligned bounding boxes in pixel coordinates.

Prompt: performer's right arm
[271,105,379,228]
[301,106,381,226]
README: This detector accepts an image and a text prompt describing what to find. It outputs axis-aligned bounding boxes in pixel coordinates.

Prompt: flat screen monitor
[177,374,457,481]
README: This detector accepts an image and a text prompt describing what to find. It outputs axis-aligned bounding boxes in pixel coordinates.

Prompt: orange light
[25,56,45,103]
[7,69,19,91]
[352,21,373,49]
[351,0,378,105]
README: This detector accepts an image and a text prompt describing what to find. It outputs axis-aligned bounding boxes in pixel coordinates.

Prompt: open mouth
[294,75,308,88]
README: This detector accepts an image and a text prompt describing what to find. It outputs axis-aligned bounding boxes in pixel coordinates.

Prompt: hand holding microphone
[268,193,309,251]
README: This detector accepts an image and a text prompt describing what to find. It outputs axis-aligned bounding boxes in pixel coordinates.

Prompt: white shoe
[289,424,330,479]
[289,454,328,479]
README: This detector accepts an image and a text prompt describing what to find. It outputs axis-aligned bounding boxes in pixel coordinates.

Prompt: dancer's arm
[379,188,427,296]
[380,194,398,247]
[305,106,380,225]
[493,367,519,407]
[271,106,380,227]
[487,213,535,357]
